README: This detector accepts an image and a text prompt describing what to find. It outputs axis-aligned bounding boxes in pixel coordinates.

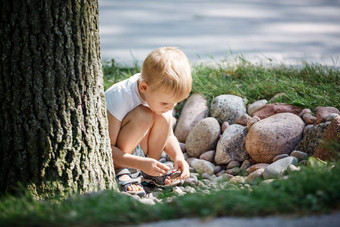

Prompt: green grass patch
[1,159,339,226]
[102,57,339,114]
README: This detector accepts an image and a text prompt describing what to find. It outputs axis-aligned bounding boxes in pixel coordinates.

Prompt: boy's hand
[174,158,190,179]
[141,157,170,176]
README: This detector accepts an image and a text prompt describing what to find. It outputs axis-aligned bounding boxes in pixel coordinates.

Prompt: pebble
[227,160,241,169]
[272,154,289,162]
[230,176,246,184]
[202,173,211,179]
[240,160,252,170]
[159,158,167,163]
[191,159,215,174]
[248,99,268,116]
[184,178,196,186]
[263,157,298,179]
[199,150,215,163]
[299,108,312,117]
[326,113,340,121]
[173,187,185,196]
[216,170,226,177]
[287,164,301,174]
[261,179,275,184]
[290,150,308,161]
[138,198,156,205]
[179,142,186,153]
[183,153,190,160]
[247,116,261,129]
[221,121,230,133]
[226,167,241,175]
[247,168,265,182]
[183,186,196,193]
[246,163,269,175]
[214,166,222,174]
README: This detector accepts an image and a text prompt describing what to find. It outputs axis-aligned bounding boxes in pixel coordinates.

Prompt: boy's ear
[139,80,149,93]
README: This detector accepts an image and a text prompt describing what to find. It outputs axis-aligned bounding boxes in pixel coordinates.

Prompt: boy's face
[139,81,186,115]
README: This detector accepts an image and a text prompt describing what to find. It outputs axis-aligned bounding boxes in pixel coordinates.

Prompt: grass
[1,158,339,226]
[1,57,339,226]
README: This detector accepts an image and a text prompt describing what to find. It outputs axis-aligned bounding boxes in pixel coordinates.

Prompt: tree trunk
[0,0,116,198]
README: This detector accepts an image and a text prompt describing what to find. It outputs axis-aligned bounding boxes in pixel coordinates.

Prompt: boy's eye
[161,102,168,106]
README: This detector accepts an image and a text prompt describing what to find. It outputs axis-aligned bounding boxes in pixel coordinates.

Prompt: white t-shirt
[105,73,148,121]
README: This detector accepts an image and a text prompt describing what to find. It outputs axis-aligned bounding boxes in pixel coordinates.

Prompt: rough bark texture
[0,0,116,198]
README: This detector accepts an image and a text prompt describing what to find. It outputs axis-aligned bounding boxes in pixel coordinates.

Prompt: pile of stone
[172,94,339,187]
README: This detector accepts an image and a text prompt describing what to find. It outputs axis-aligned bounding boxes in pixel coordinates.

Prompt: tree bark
[0,0,116,198]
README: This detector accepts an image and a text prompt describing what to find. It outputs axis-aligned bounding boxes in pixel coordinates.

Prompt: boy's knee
[154,111,172,126]
[133,105,154,128]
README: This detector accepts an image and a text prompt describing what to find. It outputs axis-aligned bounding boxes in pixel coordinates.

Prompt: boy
[105,47,191,195]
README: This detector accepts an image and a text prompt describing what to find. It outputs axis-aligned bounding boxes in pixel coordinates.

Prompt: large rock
[174,94,208,143]
[210,95,246,124]
[313,116,340,160]
[246,113,305,163]
[252,103,303,119]
[296,122,330,155]
[263,157,298,179]
[186,117,221,157]
[190,159,215,174]
[315,107,340,124]
[215,124,249,165]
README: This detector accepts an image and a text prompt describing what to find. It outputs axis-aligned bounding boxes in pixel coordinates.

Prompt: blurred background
[98,0,340,66]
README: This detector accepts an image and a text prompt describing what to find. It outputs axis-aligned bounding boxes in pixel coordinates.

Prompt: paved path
[131,211,340,227]
[99,0,340,66]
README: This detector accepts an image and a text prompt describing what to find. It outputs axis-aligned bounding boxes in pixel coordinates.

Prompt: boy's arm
[164,129,190,179]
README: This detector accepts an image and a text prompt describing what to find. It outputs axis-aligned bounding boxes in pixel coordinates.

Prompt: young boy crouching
[105,47,191,195]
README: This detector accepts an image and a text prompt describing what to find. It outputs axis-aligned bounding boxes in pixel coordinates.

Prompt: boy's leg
[115,105,154,168]
[114,105,153,193]
[140,111,172,160]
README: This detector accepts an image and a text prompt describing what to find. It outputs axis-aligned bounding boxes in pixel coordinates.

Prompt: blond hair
[141,47,192,99]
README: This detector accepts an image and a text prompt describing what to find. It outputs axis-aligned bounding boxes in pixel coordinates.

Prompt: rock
[313,116,340,160]
[272,154,289,162]
[189,167,195,173]
[173,187,185,196]
[235,114,251,126]
[316,107,340,124]
[184,178,196,186]
[174,94,209,143]
[190,159,215,174]
[230,176,246,184]
[216,170,226,177]
[139,198,156,205]
[247,99,268,116]
[199,150,215,163]
[221,121,230,133]
[296,122,330,155]
[290,150,308,161]
[213,166,222,174]
[246,163,269,175]
[263,157,298,179]
[186,117,221,157]
[215,124,249,165]
[287,164,300,174]
[202,173,211,180]
[240,160,252,170]
[186,157,198,167]
[253,103,303,119]
[226,167,241,175]
[303,125,313,135]
[183,186,196,193]
[247,168,265,182]
[227,160,241,169]
[299,109,312,118]
[246,113,305,163]
[327,113,340,122]
[179,142,186,153]
[303,113,316,125]
[261,179,275,184]
[247,116,261,129]
[183,153,190,160]
[210,94,246,124]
